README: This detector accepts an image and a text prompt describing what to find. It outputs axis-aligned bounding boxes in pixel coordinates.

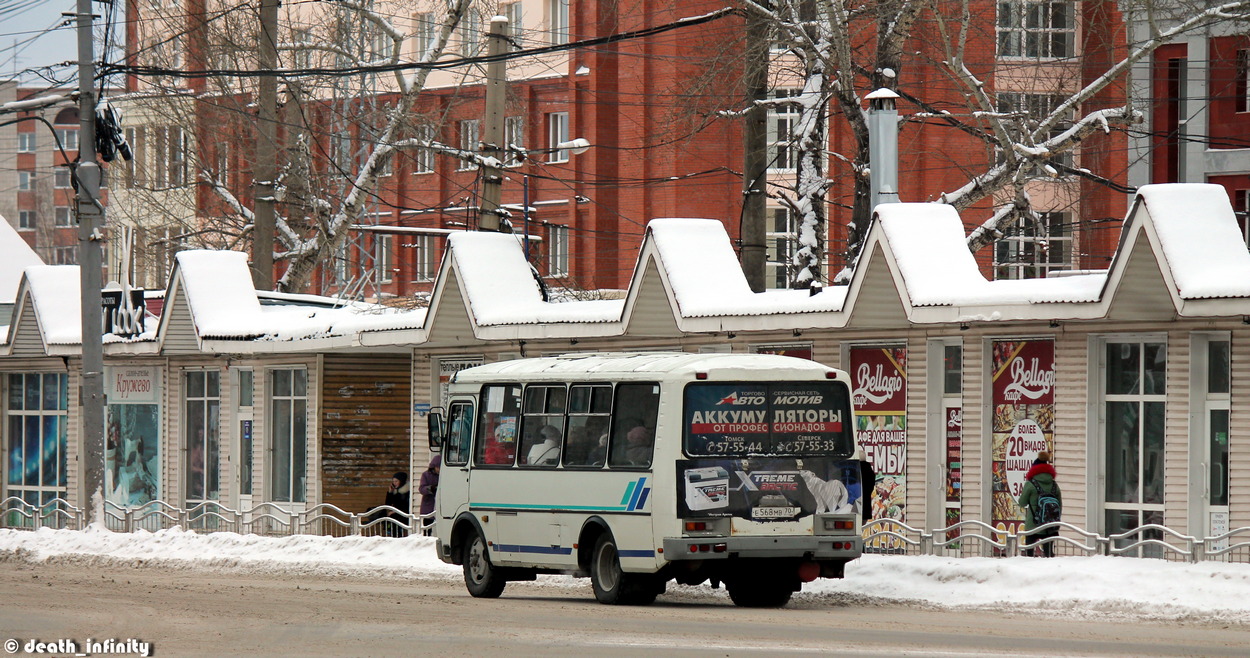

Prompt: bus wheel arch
[450,513,485,566]
[576,517,612,573]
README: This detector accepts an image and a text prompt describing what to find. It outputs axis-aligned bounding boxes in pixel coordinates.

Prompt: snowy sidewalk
[3,527,1249,624]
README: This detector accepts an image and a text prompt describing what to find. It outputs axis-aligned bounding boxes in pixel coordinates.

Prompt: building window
[291,28,312,69]
[547,224,569,277]
[184,370,220,504]
[504,1,524,50]
[169,127,187,187]
[997,0,1075,59]
[18,171,33,190]
[767,207,798,289]
[270,368,308,504]
[55,128,78,152]
[547,112,569,162]
[1237,49,1250,114]
[993,211,1072,280]
[458,120,479,170]
[54,206,72,227]
[461,10,481,57]
[17,132,36,152]
[767,89,800,172]
[413,125,435,174]
[549,0,570,45]
[504,116,524,167]
[997,92,1074,171]
[54,167,71,189]
[414,12,435,58]
[1102,339,1166,557]
[18,211,36,230]
[376,234,394,283]
[4,373,69,514]
[1234,189,1250,248]
[54,247,76,265]
[412,234,436,282]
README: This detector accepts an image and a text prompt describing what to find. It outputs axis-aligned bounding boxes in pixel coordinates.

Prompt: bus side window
[519,385,566,467]
[566,384,610,467]
[476,385,521,466]
[444,402,474,466]
[608,383,660,468]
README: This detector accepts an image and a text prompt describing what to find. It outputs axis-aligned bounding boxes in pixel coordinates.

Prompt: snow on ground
[3,526,1250,624]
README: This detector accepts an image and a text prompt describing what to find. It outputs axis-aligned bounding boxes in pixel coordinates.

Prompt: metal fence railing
[1,497,434,538]
[861,518,1250,563]
[4,496,1249,564]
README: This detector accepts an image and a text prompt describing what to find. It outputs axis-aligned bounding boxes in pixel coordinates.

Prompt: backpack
[1032,480,1061,526]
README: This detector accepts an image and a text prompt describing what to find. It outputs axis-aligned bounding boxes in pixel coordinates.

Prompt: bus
[426,352,863,607]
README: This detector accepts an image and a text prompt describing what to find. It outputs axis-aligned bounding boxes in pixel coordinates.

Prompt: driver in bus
[526,425,562,465]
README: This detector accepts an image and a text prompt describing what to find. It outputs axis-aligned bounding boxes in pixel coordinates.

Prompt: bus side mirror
[427,407,446,451]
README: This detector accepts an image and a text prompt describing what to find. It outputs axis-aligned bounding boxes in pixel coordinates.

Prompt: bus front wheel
[463,531,506,598]
[590,534,658,605]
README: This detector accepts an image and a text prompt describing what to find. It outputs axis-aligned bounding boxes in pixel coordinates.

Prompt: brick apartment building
[115,0,1128,298]
[0,81,112,269]
[1130,16,1250,241]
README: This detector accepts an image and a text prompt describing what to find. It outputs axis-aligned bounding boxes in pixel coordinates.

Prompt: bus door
[437,401,475,538]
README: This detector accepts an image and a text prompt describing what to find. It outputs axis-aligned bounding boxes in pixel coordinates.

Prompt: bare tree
[738,0,1250,287]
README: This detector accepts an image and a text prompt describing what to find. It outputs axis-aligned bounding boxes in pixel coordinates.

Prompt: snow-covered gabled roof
[164,250,423,352]
[23,265,82,348]
[173,250,265,339]
[0,215,43,305]
[874,203,1107,317]
[447,231,622,328]
[622,219,850,334]
[1134,184,1250,300]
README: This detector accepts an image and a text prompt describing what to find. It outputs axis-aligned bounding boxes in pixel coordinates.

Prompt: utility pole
[253,0,279,288]
[75,0,105,524]
[477,16,508,232]
[740,8,769,293]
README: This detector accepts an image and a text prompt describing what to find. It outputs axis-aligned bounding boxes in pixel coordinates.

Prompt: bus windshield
[682,382,854,458]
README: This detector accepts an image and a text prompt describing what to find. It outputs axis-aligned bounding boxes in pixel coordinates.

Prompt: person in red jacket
[1018,451,1062,557]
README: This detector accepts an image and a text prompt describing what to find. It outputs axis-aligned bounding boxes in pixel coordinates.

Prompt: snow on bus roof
[455,351,836,379]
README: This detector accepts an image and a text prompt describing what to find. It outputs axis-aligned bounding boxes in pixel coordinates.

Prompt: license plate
[751,506,799,519]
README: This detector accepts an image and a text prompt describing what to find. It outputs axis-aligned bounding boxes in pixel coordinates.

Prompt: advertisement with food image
[850,346,907,549]
[990,339,1055,536]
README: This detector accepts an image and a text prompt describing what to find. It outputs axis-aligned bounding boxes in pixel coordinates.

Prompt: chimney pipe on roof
[866,88,901,211]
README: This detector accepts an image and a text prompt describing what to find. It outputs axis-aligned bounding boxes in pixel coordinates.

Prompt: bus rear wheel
[726,573,794,608]
[463,531,506,598]
[591,534,658,605]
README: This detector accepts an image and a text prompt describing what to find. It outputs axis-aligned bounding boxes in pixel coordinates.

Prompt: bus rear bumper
[661,535,861,560]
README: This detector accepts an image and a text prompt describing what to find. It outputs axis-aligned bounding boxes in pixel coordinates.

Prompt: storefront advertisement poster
[850,346,907,525]
[990,340,1055,534]
[105,366,161,506]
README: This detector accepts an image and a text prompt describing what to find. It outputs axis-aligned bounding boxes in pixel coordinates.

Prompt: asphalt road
[0,555,1246,657]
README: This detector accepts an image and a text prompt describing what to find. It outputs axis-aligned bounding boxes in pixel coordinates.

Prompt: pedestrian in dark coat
[1017,451,1061,557]
[418,455,441,535]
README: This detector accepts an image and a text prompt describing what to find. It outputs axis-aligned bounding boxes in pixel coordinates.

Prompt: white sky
[4,527,1250,623]
[1,1,79,83]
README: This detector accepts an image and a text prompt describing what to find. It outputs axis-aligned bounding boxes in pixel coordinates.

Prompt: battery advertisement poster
[675,458,859,520]
[849,346,907,526]
[105,366,161,506]
[990,339,1055,534]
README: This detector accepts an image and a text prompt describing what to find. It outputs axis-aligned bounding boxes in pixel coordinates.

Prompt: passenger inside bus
[526,425,562,466]
[623,426,654,466]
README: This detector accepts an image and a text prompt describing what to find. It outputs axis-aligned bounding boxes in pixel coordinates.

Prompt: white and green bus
[426,352,863,607]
